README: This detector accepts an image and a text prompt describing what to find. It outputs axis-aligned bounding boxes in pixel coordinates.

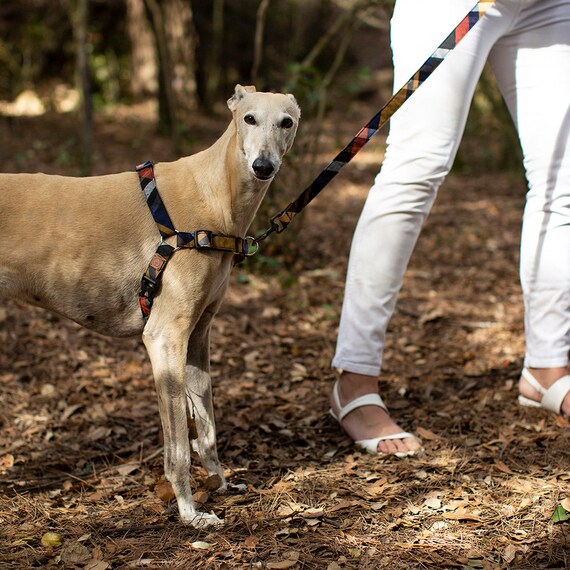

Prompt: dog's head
[228,84,300,181]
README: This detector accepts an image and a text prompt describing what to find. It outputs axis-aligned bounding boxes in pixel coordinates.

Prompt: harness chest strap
[136,161,255,320]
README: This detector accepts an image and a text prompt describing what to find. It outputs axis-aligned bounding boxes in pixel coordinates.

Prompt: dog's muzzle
[252,157,275,180]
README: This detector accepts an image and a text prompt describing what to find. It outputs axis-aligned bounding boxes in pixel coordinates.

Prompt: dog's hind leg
[186,304,227,490]
[143,316,222,528]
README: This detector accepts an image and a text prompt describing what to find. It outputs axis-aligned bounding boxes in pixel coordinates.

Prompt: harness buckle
[139,274,156,296]
[194,230,214,249]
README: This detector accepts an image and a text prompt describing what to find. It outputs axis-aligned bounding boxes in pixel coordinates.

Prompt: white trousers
[332,0,570,376]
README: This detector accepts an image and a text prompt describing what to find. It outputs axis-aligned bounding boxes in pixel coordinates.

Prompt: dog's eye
[281,117,293,129]
[244,114,256,126]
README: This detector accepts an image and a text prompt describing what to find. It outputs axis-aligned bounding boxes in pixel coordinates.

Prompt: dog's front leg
[186,305,227,490]
[143,318,222,529]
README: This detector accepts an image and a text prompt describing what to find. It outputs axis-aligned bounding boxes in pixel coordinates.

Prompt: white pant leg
[332,0,519,375]
[489,0,570,368]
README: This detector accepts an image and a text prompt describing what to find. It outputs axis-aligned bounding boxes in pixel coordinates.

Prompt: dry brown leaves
[1,105,570,569]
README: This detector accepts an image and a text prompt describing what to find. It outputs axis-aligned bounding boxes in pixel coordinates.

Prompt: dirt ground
[1,99,569,570]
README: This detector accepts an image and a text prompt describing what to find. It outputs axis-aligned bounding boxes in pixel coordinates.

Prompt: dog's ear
[286,93,301,118]
[227,84,257,111]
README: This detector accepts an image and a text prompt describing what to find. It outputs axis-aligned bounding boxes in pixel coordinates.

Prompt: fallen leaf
[88,426,111,441]
[503,544,517,564]
[443,499,468,512]
[204,474,224,490]
[300,507,324,518]
[41,532,63,548]
[192,490,209,505]
[430,521,448,532]
[60,404,83,421]
[191,541,213,550]
[442,507,482,522]
[41,383,56,396]
[154,478,175,502]
[85,561,110,570]
[60,542,90,564]
[12,536,34,546]
[266,561,297,570]
[277,502,303,517]
[327,500,356,513]
[415,427,440,441]
[267,552,300,570]
[424,497,442,510]
[0,454,14,470]
[494,461,515,475]
[262,307,281,318]
[348,548,361,558]
[243,536,259,549]
[290,362,308,382]
[116,463,139,477]
[552,504,570,523]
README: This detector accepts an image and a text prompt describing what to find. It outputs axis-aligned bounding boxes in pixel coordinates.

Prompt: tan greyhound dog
[0,85,300,528]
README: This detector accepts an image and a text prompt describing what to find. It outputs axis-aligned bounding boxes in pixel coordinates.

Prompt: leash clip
[255,208,294,243]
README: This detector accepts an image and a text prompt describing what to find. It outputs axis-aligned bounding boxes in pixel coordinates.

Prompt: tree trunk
[144,0,198,146]
[251,0,270,88]
[126,0,157,100]
[71,0,93,175]
[204,0,224,110]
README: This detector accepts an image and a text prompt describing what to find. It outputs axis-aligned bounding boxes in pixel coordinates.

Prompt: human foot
[329,372,422,456]
[518,367,570,416]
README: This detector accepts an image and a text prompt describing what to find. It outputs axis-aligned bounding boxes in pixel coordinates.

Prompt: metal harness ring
[244,236,260,257]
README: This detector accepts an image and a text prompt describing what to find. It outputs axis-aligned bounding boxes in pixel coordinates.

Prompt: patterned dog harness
[136,161,256,320]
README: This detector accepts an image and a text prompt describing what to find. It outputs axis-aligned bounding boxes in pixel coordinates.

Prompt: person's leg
[332,0,518,454]
[489,0,570,414]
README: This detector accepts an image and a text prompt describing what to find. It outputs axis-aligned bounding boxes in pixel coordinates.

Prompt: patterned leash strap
[256,0,495,242]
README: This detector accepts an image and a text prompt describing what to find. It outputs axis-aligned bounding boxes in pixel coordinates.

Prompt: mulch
[1,101,569,569]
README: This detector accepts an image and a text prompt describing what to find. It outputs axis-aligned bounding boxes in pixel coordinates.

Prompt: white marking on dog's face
[228,85,300,181]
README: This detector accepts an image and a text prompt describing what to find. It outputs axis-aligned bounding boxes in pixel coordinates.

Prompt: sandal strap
[332,380,388,423]
[521,368,546,395]
[541,375,570,414]
[356,432,417,455]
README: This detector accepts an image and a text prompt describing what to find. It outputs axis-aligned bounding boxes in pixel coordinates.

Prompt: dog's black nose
[252,157,275,180]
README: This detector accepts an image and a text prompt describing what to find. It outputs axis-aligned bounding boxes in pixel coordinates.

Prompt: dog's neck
[201,121,271,237]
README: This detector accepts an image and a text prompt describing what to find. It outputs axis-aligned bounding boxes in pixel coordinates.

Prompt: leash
[136,161,256,320]
[135,0,494,320]
[254,0,495,244]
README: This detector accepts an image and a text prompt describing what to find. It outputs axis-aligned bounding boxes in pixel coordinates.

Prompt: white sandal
[329,380,421,457]
[518,367,570,415]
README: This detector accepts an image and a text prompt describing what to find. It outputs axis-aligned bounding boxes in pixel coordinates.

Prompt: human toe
[377,435,422,456]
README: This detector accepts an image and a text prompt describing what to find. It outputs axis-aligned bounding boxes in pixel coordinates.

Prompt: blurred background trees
[0,0,393,116]
[0,0,517,175]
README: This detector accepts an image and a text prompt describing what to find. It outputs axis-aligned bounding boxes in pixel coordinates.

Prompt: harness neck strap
[137,161,176,238]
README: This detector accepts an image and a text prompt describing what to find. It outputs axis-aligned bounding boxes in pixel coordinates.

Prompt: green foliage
[552,504,570,523]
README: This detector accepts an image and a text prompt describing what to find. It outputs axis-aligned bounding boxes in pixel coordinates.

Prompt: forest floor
[1,95,569,570]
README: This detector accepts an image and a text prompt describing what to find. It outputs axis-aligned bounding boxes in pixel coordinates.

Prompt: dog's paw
[215,482,246,495]
[204,473,226,491]
[184,511,224,529]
